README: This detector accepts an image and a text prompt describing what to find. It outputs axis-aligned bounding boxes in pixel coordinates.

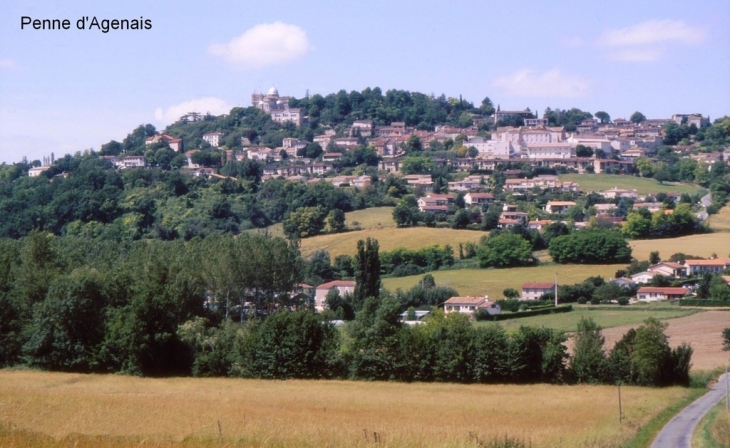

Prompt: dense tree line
[549,229,632,264]
[0,232,301,375]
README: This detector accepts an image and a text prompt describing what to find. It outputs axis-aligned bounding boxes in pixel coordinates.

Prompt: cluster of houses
[305,257,730,324]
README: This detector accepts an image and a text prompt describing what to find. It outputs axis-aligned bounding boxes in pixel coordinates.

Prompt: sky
[1,0,729,164]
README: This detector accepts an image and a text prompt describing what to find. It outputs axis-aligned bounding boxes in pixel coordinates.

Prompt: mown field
[559,174,705,195]
[382,264,623,299]
[0,370,696,448]
[301,226,485,258]
[708,204,730,232]
[630,232,730,260]
[475,303,699,333]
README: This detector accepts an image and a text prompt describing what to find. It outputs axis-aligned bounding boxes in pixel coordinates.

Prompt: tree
[477,234,535,268]
[630,111,646,124]
[549,229,632,264]
[480,97,496,116]
[632,318,672,386]
[570,317,609,384]
[247,311,342,379]
[353,238,381,310]
[649,251,661,265]
[595,111,611,124]
[283,206,326,239]
[392,195,420,227]
[503,288,520,299]
[575,145,594,158]
[723,328,730,351]
[325,209,346,233]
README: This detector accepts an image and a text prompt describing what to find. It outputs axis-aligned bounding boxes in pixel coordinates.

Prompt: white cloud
[154,97,233,125]
[607,48,664,62]
[492,69,591,98]
[0,58,20,71]
[600,19,705,47]
[209,22,313,69]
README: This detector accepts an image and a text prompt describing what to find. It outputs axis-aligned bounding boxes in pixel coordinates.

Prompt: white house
[522,282,555,300]
[314,280,356,312]
[443,296,500,317]
[203,132,225,147]
[636,287,690,302]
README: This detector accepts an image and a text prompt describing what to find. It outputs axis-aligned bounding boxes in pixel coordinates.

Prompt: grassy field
[301,227,486,258]
[559,174,704,195]
[630,233,730,260]
[382,264,623,299]
[693,399,730,447]
[475,304,699,333]
[345,206,397,229]
[708,204,730,233]
[0,370,697,448]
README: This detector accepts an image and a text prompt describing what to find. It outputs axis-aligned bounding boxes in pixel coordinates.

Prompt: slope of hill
[559,174,704,195]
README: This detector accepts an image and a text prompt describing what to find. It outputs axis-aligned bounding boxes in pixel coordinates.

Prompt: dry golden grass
[630,233,730,261]
[708,204,730,233]
[0,370,695,447]
[345,207,397,229]
[382,264,623,299]
[301,227,486,258]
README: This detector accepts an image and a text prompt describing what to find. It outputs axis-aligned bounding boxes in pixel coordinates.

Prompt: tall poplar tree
[353,238,381,310]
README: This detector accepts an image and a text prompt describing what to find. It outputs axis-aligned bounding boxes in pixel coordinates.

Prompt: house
[648,262,687,278]
[418,194,453,213]
[399,310,430,325]
[684,258,730,276]
[203,132,225,147]
[145,134,182,151]
[545,201,577,214]
[28,166,48,177]
[443,296,500,317]
[322,152,344,162]
[464,192,494,206]
[314,280,356,312]
[522,282,555,300]
[500,211,528,224]
[449,175,488,191]
[631,271,667,284]
[252,87,302,125]
[611,277,636,288]
[636,287,690,302]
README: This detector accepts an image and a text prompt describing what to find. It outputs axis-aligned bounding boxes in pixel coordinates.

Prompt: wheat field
[0,370,695,447]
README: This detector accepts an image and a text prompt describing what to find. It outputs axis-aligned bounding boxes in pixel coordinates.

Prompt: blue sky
[1,0,728,164]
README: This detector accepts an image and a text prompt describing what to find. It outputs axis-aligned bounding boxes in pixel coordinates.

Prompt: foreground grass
[694,399,730,448]
[559,174,704,196]
[630,233,730,261]
[475,304,700,333]
[382,264,623,300]
[0,371,697,448]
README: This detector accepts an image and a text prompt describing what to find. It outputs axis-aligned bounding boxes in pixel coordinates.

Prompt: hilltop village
[2,87,729,384]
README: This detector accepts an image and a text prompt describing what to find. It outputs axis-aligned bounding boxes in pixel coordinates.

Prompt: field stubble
[0,370,694,447]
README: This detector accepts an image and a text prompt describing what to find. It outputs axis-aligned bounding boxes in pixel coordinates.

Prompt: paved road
[696,192,712,223]
[651,373,728,448]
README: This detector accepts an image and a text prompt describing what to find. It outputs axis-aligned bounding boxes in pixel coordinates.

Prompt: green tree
[549,229,632,264]
[630,111,646,124]
[248,311,342,379]
[283,206,326,239]
[595,111,611,124]
[353,238,381,310]
[723,328,730,351]
[632,318,672,386]
[325,209,346,233]
[503,288,520,299]
[570,317,608,384]
[477,234,535,268]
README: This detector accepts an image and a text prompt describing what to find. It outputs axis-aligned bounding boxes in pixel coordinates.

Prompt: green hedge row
[678,299,730,307]
[479,305,573,321]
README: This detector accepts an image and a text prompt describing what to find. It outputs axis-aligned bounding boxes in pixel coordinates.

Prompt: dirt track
[600,310,730,371]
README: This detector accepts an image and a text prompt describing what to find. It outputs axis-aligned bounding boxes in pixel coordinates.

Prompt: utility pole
[554,273,558,307]
[618,383,623,424]
[726,366,728,412]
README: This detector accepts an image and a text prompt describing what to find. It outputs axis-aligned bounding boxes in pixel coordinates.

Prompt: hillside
[559,173,705,195]
[382,264,623,299]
